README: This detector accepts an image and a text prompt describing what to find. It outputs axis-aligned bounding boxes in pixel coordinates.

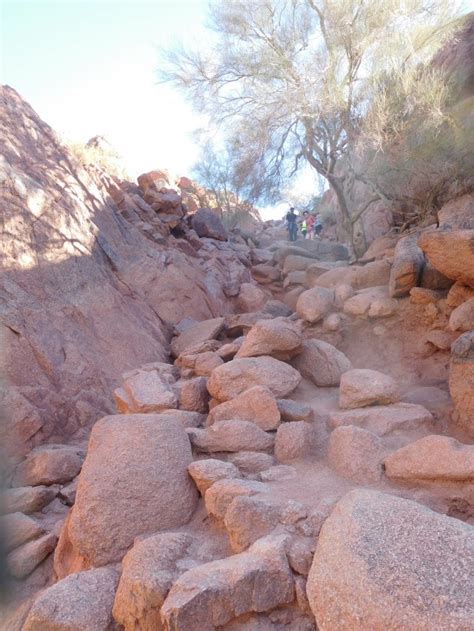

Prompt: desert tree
[162,0,461,251]
[192,140,262,229]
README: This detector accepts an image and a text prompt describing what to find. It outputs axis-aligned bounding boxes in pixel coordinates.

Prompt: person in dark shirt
[285,207,297,241]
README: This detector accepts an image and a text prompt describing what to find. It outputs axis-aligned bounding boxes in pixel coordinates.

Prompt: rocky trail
[1,86,474,630]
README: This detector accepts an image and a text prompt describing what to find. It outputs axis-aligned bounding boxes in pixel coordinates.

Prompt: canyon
[1,71,474,631]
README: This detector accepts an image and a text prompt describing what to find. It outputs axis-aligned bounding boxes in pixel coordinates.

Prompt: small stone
[339,369,400,409]
[14,445,83,487]
[188,420,274,453]
[259,465,297,482]
[2,512,45,552]
[224,495,282,552]
[328,426,384,484]
[23,567,119,631]
[208,386,281,431]
[274,422,316,463]
[227,452,275,474]
[8,532,57,579]
[188,459,241,495]
[277,399,313,423]
[3,485,58,514]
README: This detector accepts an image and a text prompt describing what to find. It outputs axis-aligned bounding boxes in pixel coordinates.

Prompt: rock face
[307,489,474,630]
[23,568,119,631]
[0,86,248,454]
[449,331,474,439]
[339,369,400,409]
[207,356,301,402]
[161,535,295,630]
[62,414,198,568]
[293,339,352,387]
[418,229,474,288]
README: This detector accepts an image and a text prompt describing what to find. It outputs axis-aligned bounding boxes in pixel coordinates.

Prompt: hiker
[313,213,323,238]
[285,207,297,242]
[300,210,309,239]
[306,213,316,239]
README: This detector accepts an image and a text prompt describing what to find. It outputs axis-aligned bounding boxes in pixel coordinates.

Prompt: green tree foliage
[162,0,462,252]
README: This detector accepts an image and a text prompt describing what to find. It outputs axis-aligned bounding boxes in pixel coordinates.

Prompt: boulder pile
[2,86,474,631]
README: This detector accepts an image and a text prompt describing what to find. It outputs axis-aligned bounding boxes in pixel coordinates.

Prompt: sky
[0,0,321,219]
[1,0,210,178]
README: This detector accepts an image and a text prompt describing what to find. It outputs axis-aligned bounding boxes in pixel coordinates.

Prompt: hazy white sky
[1,0,209,178]
[1,0,321,219]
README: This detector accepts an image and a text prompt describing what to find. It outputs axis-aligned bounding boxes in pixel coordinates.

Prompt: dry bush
[67,139,128,180]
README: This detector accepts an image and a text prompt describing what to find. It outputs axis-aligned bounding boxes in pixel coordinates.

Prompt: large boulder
[339,369,400,409]
[61,414,198,568]
[207,356,301,402]
[418,229,474,288]
[161,535,294,631]
[449,331,474,439]
[292,339,352,387]
[191,208,228,241]
[236,317,303,360]
[23,567,119,631]
[384,434,474,484]
[113,533,193,631]
[388,234,425,298]
[296,287,334,324]
[307,489,474,630]
[208,385,281,431]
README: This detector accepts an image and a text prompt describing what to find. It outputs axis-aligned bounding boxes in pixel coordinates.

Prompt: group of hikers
[285,207,323,242]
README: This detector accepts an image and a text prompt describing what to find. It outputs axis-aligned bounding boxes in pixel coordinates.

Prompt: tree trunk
[327,176,360,256]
